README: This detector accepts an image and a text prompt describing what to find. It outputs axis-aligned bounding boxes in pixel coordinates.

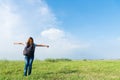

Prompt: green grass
[1,60,120,80]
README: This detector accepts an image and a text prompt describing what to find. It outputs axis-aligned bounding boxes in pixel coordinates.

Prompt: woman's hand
[46,45,49,48]
[14,42,24,45]
[36,44,49,48]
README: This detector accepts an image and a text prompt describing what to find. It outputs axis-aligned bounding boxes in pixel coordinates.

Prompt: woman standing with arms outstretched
[14,37,49,76]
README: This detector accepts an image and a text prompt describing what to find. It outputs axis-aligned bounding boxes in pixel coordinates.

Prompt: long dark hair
[27,37,34,47]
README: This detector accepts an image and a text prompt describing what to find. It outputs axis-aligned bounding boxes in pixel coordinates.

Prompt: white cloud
[41,28,64,40]
[0,1,20,38]
[27,0,43,4]
[34,28,90,59]
[0,0,57,37]
[0,1,26,60]
[40,28,90,49]
[36,2,58,29]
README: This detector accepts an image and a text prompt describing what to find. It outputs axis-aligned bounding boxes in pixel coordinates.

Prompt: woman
[14,37,49,76]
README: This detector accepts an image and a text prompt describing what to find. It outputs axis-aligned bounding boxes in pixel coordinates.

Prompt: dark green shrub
[45,58,72,62]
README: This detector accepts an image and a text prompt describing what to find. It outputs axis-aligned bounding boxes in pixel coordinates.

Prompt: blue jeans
[24,56,34,76]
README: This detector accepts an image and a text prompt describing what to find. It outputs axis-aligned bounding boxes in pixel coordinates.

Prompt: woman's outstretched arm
[14,42,25,45]
[36,44,49,48]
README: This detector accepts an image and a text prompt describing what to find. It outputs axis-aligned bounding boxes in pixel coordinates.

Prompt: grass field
[0,60,120,80]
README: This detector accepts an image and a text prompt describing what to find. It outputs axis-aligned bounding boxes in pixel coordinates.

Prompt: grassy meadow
[0,59,120,80]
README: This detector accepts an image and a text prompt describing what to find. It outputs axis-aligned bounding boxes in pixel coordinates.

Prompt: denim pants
[24,56,34,76]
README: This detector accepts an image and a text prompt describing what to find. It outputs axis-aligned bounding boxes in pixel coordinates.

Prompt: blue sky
[47,0,120,39]
[1,0,120,60]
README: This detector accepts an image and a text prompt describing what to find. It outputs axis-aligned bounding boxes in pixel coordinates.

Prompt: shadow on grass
[45,69,79,75]
[58,69,78,74]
